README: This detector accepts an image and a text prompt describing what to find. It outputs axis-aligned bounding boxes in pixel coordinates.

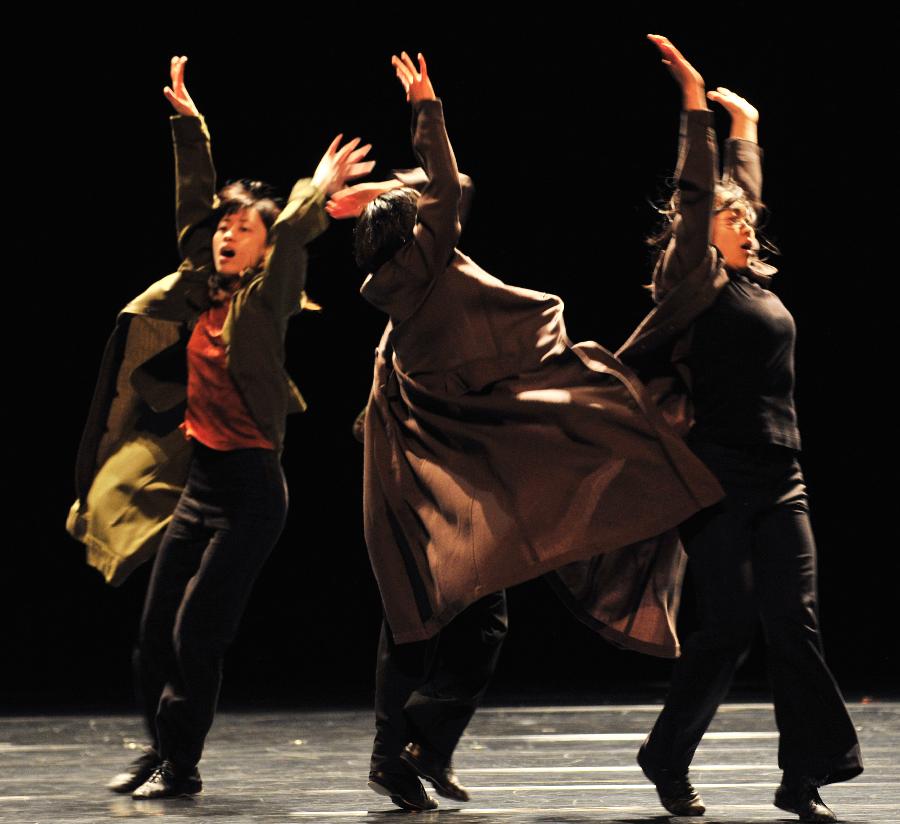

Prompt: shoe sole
[108,777,154,794]
[133,780,202,800]
[774,797,836,823]
[368,779,437,811]
[659,796,706,817]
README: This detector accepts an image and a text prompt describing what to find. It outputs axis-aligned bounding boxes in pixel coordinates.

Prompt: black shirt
[688,271,801,451]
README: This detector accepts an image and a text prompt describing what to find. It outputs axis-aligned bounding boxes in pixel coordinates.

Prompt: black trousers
[371,590,508,772]
[134,443,288,770]
[642,441,862,785]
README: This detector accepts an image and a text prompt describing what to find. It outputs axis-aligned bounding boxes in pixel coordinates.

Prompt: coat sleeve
[407,98,463,269]
[392,165,475,230]
[723,137,763,210]
[652,109,718,302]
[360,99,462,322]
[254,179,328,317]
[171,115,216,270]
[722,136,777,279]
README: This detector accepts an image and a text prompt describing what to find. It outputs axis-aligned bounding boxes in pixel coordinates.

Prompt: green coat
[67,115,327,585]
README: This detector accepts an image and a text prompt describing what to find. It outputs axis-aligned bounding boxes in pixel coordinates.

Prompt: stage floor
[1,701,896,822]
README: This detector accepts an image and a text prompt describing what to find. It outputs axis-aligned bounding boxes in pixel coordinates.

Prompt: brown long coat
[360,100,723,656]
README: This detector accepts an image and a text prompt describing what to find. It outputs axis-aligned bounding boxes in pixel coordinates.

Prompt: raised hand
[391,51,436,104]
[312,135,375,197]
[708,86,759,142]
[647,34,706,111]
[163,56,201,117]
[325,180,404,220]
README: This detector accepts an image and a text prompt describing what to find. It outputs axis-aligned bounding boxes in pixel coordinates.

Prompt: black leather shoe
[637,745,705,816]
[132,760,202,799]
[107,748,160,793]
[401,742,470,802]
[775,778,837,822]
[368,764,438,811]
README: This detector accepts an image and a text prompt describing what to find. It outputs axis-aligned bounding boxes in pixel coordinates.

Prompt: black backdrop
[9,9,895,711]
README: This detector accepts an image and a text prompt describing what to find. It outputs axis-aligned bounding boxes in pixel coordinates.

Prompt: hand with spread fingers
[326,180,405,220]
[391,51,436,104]
[647,34,706,111]
[163,55,201,118]
[313,135,376,197]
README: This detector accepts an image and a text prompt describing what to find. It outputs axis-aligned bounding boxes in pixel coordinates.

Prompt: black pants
[371,590,508,772]
[642,441,862,784]
[134,443,288,770]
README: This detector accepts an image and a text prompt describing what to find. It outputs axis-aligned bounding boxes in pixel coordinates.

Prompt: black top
[688,270,801,451]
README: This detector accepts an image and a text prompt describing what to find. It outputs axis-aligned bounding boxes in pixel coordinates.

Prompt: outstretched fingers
[400,50,419,79]
[391,50,436,104]
[163,55,201,117]
[337,140,374,184]
[171,56,186,92]
[325,133,344,158]
[346,142,373,165]
[392,54,413,95]
[333,136,362,165]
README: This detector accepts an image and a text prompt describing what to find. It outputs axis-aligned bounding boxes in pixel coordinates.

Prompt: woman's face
[212,207,269,275]
[712,207,755,270]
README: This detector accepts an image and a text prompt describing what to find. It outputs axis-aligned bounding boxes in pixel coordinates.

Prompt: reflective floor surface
[1,701,896,823]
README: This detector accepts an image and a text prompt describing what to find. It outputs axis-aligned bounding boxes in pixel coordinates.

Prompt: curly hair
[648,180,757,250]
[647,179,777,286]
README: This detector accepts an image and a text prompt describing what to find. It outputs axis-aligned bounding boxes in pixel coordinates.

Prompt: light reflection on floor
[1,702,896,823]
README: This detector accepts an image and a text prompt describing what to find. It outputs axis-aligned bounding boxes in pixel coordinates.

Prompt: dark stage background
[10,11,894,712]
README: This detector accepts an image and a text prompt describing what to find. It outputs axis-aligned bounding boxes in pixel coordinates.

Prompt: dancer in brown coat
[329,51,724,811]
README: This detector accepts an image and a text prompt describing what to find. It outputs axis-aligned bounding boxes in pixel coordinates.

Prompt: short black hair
[215,179,283,239]
[353,187,420,272]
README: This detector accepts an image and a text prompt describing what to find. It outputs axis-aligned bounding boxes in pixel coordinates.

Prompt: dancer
[335,149,504,814]
[69,56,373,798]
[329,51,724,811]
[620,35,863,822]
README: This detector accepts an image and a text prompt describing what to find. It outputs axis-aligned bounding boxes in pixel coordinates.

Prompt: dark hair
[214,179,283,239]
[353,187,420,272]
[206,180,285,303]
[648,179,777,284]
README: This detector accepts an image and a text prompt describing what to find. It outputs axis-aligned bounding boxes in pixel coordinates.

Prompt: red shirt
[182,302,275,451]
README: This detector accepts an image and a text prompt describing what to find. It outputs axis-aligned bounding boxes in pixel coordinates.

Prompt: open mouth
[221,249,236,259]
[741,242,752,251]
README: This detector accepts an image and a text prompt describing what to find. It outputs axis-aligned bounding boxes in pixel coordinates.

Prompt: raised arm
[394,167,475,229]
[393,52,463,274]
[710,87,763,209]
[327,167,475,230]
[647,35,718,301]
[165,56,216,269]
[257,135,374,315]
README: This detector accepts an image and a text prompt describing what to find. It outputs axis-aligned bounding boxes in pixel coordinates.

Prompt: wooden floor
[1,701,896,823]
